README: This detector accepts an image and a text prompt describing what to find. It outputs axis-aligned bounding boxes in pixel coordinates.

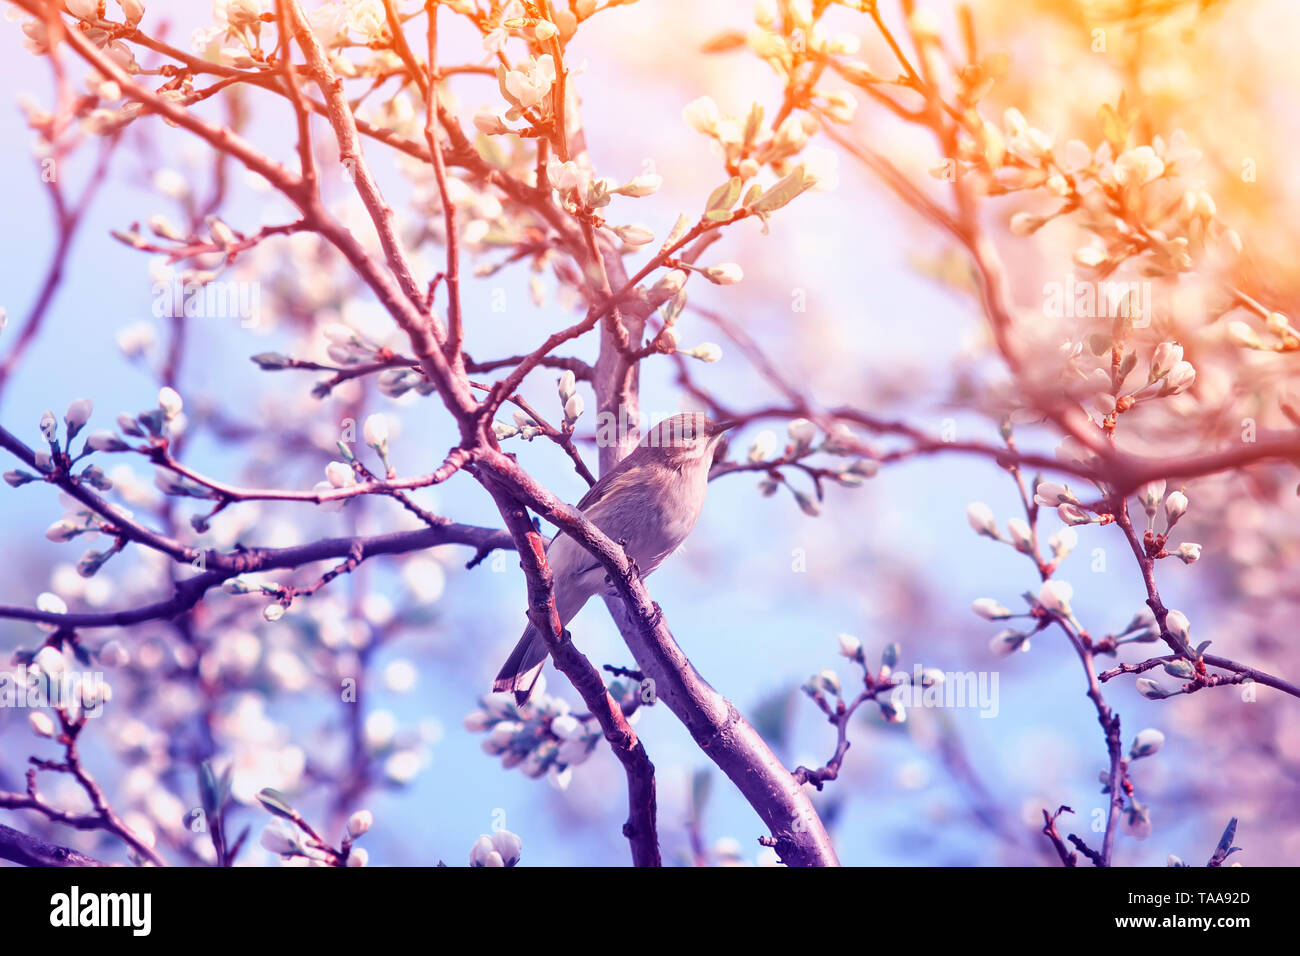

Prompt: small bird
[493,413,735,703]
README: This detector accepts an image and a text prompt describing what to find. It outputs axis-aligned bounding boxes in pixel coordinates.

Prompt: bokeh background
[2,0,1298,866]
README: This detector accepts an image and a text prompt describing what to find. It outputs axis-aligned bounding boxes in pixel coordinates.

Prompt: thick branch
[0,823,108,867]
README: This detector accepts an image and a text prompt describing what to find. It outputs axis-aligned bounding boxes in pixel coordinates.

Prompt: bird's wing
[574,451,645,512]
[560,458,648,577]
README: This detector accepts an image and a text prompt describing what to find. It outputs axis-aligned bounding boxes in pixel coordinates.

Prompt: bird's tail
[492,624,549,705]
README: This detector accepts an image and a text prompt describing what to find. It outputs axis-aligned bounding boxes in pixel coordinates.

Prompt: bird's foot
[615,538,643,577]
[646,601,664,629]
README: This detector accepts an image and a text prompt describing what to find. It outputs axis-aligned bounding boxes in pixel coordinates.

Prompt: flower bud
[682,96,719,134]
[1124,804,1152,840]
[687,342,722,363]
[45,520,81,542]
[703,263,743,285]
[1161,361,1196,395]
[64,399,94,439]
[86,430,129,452]
[473,108,510,135]
[616,174,662,197]
[1164,490,1188,526]
[564,393,584,422]
[650,269,688,298]
[1138,480,1166,518]
[1057,503,1095,525]
[836,633,862,659]
[879,699,906,723]
[1174,542,1201,564]
[347,847,369,867]
[989,629,1027,656]
[1164,609,1191,646]
[1033,481,1077,508]
[30,711,56,738]
[1037,579,1074,616]
[1009,212,1044,237]
[1130,728,1165,758]
[259,822,300,855]
[470,834,504,867]
[971,598,1012,620]
[490,829,522,866]
[549,714,582,740]
[614,223,654,246]
[67,0,99,20]
[98,640,129,667]
[787,418,816,448]
[1048,526,1078,559]
[748,430,777,462]
[1149,342,1183,382]
[325,461,355,488]
[39,410,57,443]
[34,644,67,677]
[362,413,388,452]
[966,502,999,538]
[1136,677,1171,699]
[818,668,841,696]
[158,386,183,419]
[346,810,373,838]
[1074,246,1107,268]
[251,352,291,370]
[1007,518,1032,552]
[117,0,145,27]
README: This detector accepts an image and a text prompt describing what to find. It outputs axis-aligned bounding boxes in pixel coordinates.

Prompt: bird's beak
[713,419,739,435]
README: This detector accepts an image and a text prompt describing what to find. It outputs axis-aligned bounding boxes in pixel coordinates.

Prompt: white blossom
[346,810,373,838]
[682,96,720,134]
[362,414,388,451]
[972,598,1012,621]
[1131,728,1165,758]
[1037,579,1073,616]
[1164,609,1191,645]
[967,502,998,538]
[704,263,743,285]
[470,834,504,867]
[490,829,522,866]
[1136,678,1169,700]
[1007,518,1033,552]
[29,711,56,738]
[1164,490,1188,525]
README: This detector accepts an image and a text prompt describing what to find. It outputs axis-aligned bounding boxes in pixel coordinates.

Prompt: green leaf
[660,291,686,325]
[663,214,691,250]
[199,762,220,818]
[704,176,742,216]
[256,787,297,821]
[751,168,814,214]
